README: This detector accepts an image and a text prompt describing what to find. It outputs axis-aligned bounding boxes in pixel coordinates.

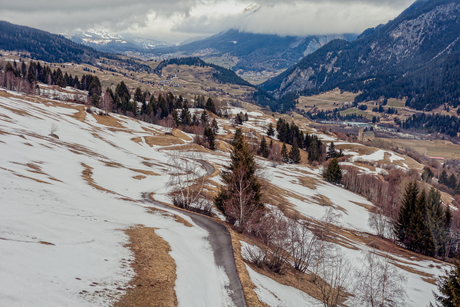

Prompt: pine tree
[260,137,269,158]
[412,190,434,256]
[448,174,457,190]
[327,142,337,160]
[395,182,434,256]
[267,123,275,137]
[214,128,263,233]
[289,140,301,164]
[204,126,216,150]
[427,188,450,258]
[281,142,289,163]
[439,170,448,185]
[205,97,216,114]
[211,118,219,134]
[324,158,342,184]
[434,259,460,306]
[395,181,419,249]
[201,110,208,126]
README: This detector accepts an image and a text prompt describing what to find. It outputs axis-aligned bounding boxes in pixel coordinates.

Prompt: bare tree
[287,214,318,273]
[167,151,207,211]
[313,208,342,279]
[352,249,408,307]
[315,249,353,307]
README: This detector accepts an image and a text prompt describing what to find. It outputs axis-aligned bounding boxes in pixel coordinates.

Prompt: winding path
[141,160,247,307]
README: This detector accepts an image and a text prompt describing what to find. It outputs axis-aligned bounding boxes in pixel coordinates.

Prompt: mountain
[69,30,172,54]
[0,20,100,64]
[149,29,358,72]
[261,0,460,111]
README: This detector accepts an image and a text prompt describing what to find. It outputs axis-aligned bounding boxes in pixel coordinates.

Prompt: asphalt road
[141,160,246,307]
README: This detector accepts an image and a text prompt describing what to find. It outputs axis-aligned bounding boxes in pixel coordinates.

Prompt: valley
[2,0,460,306]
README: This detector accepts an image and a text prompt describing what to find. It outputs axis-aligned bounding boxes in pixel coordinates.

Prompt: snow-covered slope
[0,91,450,306]
[0,91,233,306]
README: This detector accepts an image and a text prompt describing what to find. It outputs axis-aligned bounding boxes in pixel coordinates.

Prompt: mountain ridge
[261,0,460,111]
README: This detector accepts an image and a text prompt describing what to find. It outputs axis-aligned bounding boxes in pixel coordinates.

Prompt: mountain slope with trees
[261,0,460,111]
[150,29,357,72]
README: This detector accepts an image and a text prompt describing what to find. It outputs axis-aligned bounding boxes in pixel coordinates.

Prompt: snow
[350,149,404,163]
[0,92,235,306]
[245,264,322,306]
[0,91,450,307]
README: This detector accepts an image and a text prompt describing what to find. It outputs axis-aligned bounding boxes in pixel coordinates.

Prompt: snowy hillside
[0,90,450,306]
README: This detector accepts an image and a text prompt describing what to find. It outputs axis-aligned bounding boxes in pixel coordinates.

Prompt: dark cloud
[0,0,416,43]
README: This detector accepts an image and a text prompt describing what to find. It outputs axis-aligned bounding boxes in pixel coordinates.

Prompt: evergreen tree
[91,93,100,108]
[211,118,219,134]
[181,103,191,126]
[281,142,289,163]
[204,126,216,150]
[201,110,208,126]
[412,190,435,256]
[289,140,301,164]
[434,259,460,307]
[422,167,434,183]
[439,170,448,185]
[214,128,263,233]
[395,182,434,256]
[260,137,269,158]
[448,174,457,190]
[134,87,143,102]
[395,181,419,250]
[327,142,337,160]
[324,158,342,184]
[205,97,216,114]
[267,123,275,137]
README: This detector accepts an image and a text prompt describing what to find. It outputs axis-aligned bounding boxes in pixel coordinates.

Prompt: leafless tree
[250,210,291,274]
[352,249,408,307]
[313,208,342,279]
[167,150,207,211]
[101,91,113,115]
[315,249,353,307]
[287,214,318,273]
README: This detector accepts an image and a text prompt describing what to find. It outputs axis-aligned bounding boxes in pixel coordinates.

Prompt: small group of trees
[395,182,452,258]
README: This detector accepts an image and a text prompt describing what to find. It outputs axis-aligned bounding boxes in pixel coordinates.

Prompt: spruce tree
[324,158,342,184]
[434,259,460,306]
[204,126,216,150]
[439,170,448,185]
[267,123,275,137]
[289,140,301,164]
[327,142,337,160]
[260,137,269,158]
[214,128,263,233]
[395,182,434,256]
[448,174,457,190]
[395,181,419,249]
[281,142,289,163]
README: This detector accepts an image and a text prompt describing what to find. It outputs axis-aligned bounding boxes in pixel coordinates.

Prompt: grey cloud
[0,0,416,41]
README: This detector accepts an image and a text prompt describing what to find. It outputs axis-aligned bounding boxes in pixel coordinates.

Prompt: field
[380,138,460,160]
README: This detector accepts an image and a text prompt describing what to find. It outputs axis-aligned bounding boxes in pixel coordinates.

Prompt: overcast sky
[0,0,416,43]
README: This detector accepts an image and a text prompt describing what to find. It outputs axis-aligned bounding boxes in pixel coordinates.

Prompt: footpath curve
[141,160,247,307]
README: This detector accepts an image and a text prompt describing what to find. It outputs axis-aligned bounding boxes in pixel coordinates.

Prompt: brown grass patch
[159,143,210,153]
[129,169,160,176]
[229,232,269,307]
[0,166,51,185]
[131,137,142,144]
[91,114,125,128]
[171,129,191,141]
[299,176,320,190]
[133,175,146,180]
[39,241,55,246]
[144,136,184,147]
[81,163,117,194]
[147,203,193,228]
[114,226,178,307]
